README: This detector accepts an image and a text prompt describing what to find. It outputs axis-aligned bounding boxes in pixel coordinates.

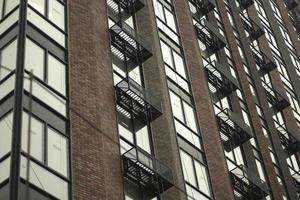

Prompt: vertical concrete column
[69,0,124,199]
[136,1,186,199]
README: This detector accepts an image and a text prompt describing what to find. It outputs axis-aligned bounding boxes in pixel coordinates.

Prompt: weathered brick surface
[69,0,123,199]
[172,0,235,199]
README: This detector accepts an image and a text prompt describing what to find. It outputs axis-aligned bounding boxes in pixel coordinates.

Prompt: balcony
[216,108,253,152]
[190,0,216,17]
[285,0,298,10]
[230,165,269,199]
[122,147,174,198]
[109,22,152,68]
[204,60,239,99]
[277,124,300,155]
[263,84,290,113]
[237,0,254,10]
[115,78,162,124]
[112,0,145,15]
[291,169,300,194]
[240,14,265,41]
[194,19,226,55]
[250,47,277,75]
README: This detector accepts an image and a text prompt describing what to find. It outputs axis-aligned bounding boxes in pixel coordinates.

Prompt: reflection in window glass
[136,126,151,154]
[4,0,18,15]
[0,156,10,184]
[180,150,197,186]
[183,102,197,132]
[169,90,184,122]
[20,156,68,200]
[0,112,12,158]
[160,41,173,68]
[22,112,44,162]
[48,54,66,95]
[48,0,65,30]
[25,38,45,80]
[47,128,68,177]
[28,0,45,14]
[1,39,17,79]
[195,161,211,197]
[0,0,3,18]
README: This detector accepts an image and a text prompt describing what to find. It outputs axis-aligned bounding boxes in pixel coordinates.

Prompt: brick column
[69,0,124,199]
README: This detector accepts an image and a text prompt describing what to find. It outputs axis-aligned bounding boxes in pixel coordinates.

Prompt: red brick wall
[69,0,124,199]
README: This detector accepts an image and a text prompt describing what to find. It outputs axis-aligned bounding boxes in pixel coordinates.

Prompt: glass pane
[47,128,68,177]
[20,156,69,200]
[186,184,210,200]
[195,161,211,197]
[173,51,186,78]
[48,54,66,95]
[180,150,197,187]
[4,0,18,15]
[28,0,45,15]
[24,75,67,116]
[0,156,10,184]
[48,0,65,30]
[165,9,176,32]
[136,126,151,154]
[169,90,184,122]
[183,102,198,132]
[27,7,65,47]
[0,0,3,19]
[21,112,44,162]
[160,41,173,68]
[25,38,45,80]
[118,123,134,143]
[1,39,17,80]
[0,112,12,158]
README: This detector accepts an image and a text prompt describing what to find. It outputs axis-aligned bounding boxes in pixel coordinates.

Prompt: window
[169,90,184,121]
[29,0,65,30]
[4,0,18,15]
[48,54,66,95]
[170,90,198,132]
[21,111,69,177]
[28,0,45,14]
[25,38,66,95]
[48,0,65,30]
[48,128,68,176]
[0,39,17,80]
[25,38,44,79]
[180,150,212,198]
[22,112,44,162]
[0,112,12,159]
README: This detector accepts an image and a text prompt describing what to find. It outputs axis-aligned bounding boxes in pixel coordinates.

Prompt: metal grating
[216,108,253,152]
[110,22,152,68]
[122,147,174,198]
[285,0,298,10]
[237,0,254,10]
[250,46,277,75]
[277,124,300,155]
[263,83,291,113]
[190,0,216,17]
[240,13,265,41]
[230,165,269,199]
[115,78,162,124]
[194,19,226,55]
[205,60,239,99]
[112,0,145,15]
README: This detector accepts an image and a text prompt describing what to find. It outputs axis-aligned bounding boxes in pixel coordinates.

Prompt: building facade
[1,0,300,199]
